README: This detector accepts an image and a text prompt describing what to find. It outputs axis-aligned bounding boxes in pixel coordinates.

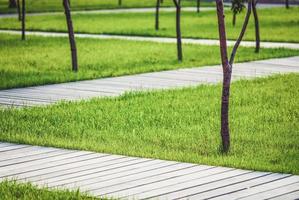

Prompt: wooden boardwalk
[0,56,299,107]
[2,30,299,50]
[0,142,298,200]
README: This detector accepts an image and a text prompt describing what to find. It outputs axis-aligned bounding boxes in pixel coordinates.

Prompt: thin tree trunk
[173,0,182,62]
[286,0,289,9]
[21,0,25,40]
[9,0,17,8]
[252,0,260,53]
[197,0,200,13]
[216,0,252,152]
[63,0,78,72]
[17,0,21,21]
[155,0,160,30]
[118,0,122,6]
[232,12,236,26]
[160,0,163,4]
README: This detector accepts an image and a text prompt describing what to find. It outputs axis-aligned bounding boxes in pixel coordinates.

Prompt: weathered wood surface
[0,56,298,108]
[0,142,298,200]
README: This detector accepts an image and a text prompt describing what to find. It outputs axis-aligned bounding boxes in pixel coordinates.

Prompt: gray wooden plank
[217,176,299,200]
[0,146,60,161]
[0,143,18,148]
[57,160,176,190]
[128,169,251,200]
[42,157,155,187]
[0,152,108,178]
[0,150,77,168]
[240,182,299,200]
[0,145,30,152]
[187,173,291,200]
[270,190,299,200]
[105,165,221,199]
[21,155,132,182]
[87,163,203,196]
[203,173,292,200]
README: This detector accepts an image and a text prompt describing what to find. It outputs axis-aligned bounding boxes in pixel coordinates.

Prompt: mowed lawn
[0,0,213,13]
[0,8,298,42]
[1,33,299,90]
[0,180,102,199]
[0,74,298,174]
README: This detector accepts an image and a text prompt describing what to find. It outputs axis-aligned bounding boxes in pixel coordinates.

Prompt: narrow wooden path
[0,56,298,107]
[0,142,298,200]
[1,30,299,50]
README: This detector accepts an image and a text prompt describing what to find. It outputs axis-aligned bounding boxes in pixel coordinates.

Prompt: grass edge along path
[1,33,299,90]
[0,180,105,199]
[0,74,298,175]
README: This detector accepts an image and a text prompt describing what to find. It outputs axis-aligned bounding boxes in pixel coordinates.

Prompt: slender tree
[215,0,252,152]
[286,0,289,9]
[118,0,122,6]
[252,0,260,53]
[155,0,161,30]
[9,0,17,8]
[17,0,21,21]
[231,0,245,26]
[173,0,183,61]
[63,0,78,72]
[21,0,25,40]
[197,0,201,13]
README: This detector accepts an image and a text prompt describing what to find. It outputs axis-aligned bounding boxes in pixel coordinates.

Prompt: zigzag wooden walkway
[0,142,298,200]
[0,56,299,107]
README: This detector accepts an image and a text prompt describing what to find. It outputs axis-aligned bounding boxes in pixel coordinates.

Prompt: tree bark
[215,0,252,153]
[17,0,21,21]
[9,0,17,8]
[155,0,160,30]
[21,0,25,40]
[252,0,260,53]
[286,0,289,9]
[63,0,78,72]
[173,0,183,62]
[197,0,200,13]
[232,12,236,26]
[118,0,122,6]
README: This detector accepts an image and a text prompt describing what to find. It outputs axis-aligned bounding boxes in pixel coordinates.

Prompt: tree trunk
[215,0,252,153]
[286,0,289,9]
[17,0,21,21]
[252,0,260,53]
[197,0,200,13]
[215,0,231,153]
[21,0,25,40]
[63,0,78,72]
[232,12,236,26]
[155,0,160,30]
[173,0,183,62]
[9,0,17,8]
[118,0,122,6]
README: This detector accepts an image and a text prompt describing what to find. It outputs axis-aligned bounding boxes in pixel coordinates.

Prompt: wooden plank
[58,160,175,190]
[42,157,154,187]
[0,146,60,161]
[0,145,30,152]
[270,190,299,200]
[0,143,19,148]
[218,175,299,200]
[106,165,222,199]
[21,155,132,182]
[240,182,299,200]
[87,163,203,196]
[203,173,291,200]
[0,152,108,178]
[128,169,250,200]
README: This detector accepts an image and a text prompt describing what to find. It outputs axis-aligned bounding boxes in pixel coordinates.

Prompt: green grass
[0,8,298,42]
[0,0,213,14]
[1,33,299,90]
[1,74,298,174]
[0,180,104,200]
